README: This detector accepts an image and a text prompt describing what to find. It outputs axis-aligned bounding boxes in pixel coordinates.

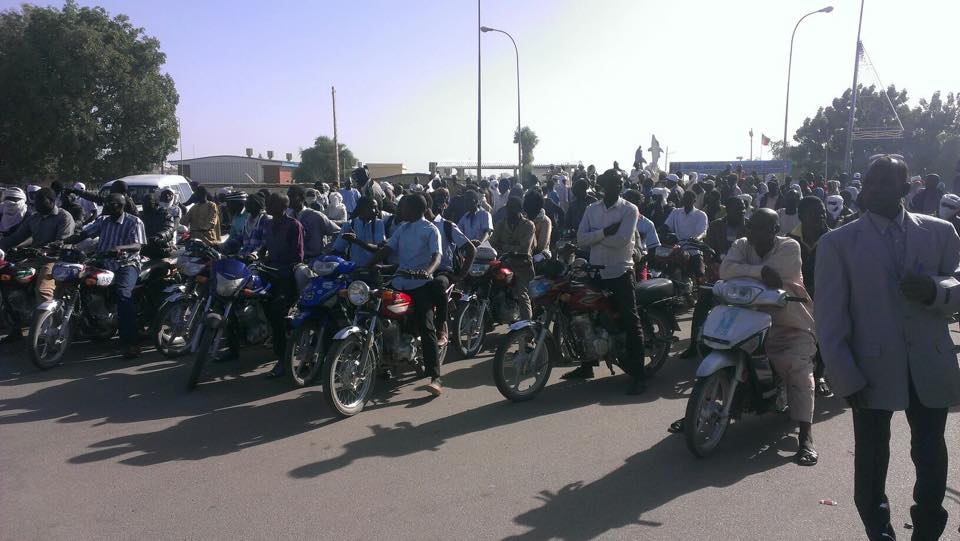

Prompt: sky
[6,0,960,173]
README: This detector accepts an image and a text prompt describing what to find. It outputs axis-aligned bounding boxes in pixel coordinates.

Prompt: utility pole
[749,129,754,161]
[843,0,866,175]
[332,86,340,184]
[477,0,482,182]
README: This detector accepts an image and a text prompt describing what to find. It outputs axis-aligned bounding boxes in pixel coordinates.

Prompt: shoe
[795,446,818,466]
[678,347,698,359]
[0,331,23,345]
[561,365,595,380]
[816,378,833,397]
[626,378,647,396]
[266,364,285,378]
[426,378,443,397]
[123,345,141,359]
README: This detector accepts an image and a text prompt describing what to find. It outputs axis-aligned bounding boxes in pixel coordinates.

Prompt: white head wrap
[939,193,960,220]
[1,188,28,232]
[826,194,844,219]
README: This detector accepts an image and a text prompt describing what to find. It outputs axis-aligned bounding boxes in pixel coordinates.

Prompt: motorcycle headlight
[215,275,245,297]
[716,282,763,305]
[312,260,339,276]
[52,263,83,282]
[347,280,370,306]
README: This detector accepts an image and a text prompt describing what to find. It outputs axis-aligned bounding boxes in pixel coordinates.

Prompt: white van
[98,174,194,206]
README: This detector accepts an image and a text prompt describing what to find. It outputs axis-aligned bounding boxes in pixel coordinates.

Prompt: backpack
[440,219,465,275]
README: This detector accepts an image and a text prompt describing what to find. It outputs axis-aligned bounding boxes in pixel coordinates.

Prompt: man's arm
[0,217,33,250]
[56,211,76,241]
[476,211,493,244]
[718,238,764,280]
[690,211,708,240]
[814,234,867,398]
[153,211,175,243]
[926,222,960,314]
[600,204,638,247]
[576,206,605,247]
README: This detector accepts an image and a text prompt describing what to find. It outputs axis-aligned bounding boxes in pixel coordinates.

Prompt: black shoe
[626,378,647,396]
[266,364,285,378]
[0,331,23,345]
[561,365,595,380]
[816,378,833,397]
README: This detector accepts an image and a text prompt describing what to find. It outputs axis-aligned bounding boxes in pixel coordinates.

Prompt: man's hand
[900,272,936,305]
[341,232,357,244]
[603,223,620,237]
[760,266,783,289]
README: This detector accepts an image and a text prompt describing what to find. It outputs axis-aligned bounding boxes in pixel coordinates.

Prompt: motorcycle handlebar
[785,295,808,303]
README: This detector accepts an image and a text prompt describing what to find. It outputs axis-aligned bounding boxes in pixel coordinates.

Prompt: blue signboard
[669,160,792,177]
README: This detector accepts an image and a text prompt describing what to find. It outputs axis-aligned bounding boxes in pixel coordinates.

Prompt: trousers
[407,283,440,378]
[600,272,645,380]
[764,326,816,423]
[113,266,139,346]
[266,268,296,359]
[852,378,948,541]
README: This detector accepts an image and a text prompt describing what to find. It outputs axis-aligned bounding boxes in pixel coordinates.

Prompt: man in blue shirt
[428,193,476,348]
[333,197,388,267]
[68,193,147,358]
[339,179,361,216]
[457,190,493,244]
[368,194,444,396]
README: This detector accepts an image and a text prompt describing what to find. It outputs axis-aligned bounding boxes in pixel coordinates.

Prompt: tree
[294,136,357,183]
[787,85,960,178]
[0,1,179,183]
[513,126,539,178]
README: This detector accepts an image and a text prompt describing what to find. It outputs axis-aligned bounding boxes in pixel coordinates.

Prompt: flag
[761,134,771,146]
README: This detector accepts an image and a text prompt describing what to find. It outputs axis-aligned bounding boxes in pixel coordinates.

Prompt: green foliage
[0,1,180,183]
[294,136,357,183]
[513,126,539,177]
[788,85,960,177]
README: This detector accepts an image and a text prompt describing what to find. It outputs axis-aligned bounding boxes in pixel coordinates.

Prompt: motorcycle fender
[508,320,536,332]
[290,309,315,329]
[203,312,224,329]
[333,325,362,340]
[695,350,740,379]
[35,299,61,313]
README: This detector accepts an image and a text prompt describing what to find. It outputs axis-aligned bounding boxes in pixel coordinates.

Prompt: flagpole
[749,129,754,161]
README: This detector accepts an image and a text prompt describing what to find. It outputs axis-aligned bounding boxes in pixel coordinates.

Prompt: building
[363,163,405,179]
[169,155,299,185]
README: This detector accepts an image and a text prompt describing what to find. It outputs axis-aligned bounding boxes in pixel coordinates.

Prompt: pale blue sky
[6,0,959,172]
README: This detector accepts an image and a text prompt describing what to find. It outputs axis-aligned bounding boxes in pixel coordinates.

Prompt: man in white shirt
[665,191,708,240]
[571,168,647,395]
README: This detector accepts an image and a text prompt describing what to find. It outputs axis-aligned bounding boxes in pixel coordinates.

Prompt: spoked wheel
[155,298,200,358]
[492,327,552,402]
[28,305,73,370]
[454,300,486,358]
[285,322,326,388]
[642,309,675,376]
[322,335,376,417]
[186,325,223,390]
[684,368,734,457]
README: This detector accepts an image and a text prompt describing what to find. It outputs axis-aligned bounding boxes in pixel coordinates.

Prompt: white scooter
[683,278,807,457]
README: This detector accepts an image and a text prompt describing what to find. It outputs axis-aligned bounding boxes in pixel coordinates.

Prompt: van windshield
[98,185,160,204]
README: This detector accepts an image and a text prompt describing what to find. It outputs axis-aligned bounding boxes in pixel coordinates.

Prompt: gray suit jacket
[814,211,960,410]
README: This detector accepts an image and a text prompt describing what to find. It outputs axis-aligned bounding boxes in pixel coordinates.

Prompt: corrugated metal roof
[169,155,299,168]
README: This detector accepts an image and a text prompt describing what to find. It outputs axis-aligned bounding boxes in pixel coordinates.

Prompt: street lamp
[782,6,833,161]
[481,25,522,179]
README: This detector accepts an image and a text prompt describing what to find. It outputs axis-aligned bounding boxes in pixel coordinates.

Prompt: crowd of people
[2,155,960,539]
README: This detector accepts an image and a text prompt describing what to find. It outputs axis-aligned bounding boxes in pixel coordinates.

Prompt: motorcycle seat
[634,277,675,305]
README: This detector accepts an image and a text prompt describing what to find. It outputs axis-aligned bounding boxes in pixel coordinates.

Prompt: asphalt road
[1,318,958,541]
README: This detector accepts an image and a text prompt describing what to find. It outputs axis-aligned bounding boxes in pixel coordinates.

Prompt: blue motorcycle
[284,255,357,388]
[186,256,273,390]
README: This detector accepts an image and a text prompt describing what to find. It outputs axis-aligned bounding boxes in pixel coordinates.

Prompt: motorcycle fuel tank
[701,305,771,349]
[562,283,611,312]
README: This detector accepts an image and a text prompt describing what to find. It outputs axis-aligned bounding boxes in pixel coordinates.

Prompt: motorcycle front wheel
[285,322,326,388]
[28,305,73,370]
[684,367,734,458]
[322,334,376,417]
[454,299,486,358]
[155,298,200,358]
[492,327,553,402]
[186,325,220,390]
[642,309,675,376]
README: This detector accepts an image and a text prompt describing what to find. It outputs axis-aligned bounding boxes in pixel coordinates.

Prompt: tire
[285,322,326,388]
[28,305,73,370]
[492,327,553,402]
[642,309,675,376]
[186,325,218,390]
[684,368,735,458]
[322,334,377,417]
[155,298,200,359]
[454,300,486,358]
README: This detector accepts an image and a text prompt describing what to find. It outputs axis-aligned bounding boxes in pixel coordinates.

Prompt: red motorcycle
[452,249,525,358]
[492,260,673,402]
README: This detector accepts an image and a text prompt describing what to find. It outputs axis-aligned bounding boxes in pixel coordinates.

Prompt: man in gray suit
[815,156,960,540]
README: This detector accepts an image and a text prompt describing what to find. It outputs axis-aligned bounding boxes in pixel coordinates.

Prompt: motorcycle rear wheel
[155,298,199,358]
[186,325,219,390]
[454,300,486,358]
[285,322,326,388]
[642,309,674,376]
[28,306,72,370]
[322,334,376,417]
[684,368,734,457]
[492,327,552,402]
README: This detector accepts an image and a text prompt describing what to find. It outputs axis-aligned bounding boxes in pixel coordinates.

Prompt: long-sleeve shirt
[82,212,147,268]
[490,216,535,256]
[292,207,341,259]
[577,198,638,280]
[719,236,814,335]
[262,215,304,268]
[664,207,708,240]
[180,201,220,245]
[0,208,74,250]
[636,214,660,251]
[531,212,552,255]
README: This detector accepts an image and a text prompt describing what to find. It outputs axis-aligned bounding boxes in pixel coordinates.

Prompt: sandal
[668,419,685,434]
[795,447,818,466]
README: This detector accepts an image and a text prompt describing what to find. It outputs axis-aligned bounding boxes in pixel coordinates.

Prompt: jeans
[430,274,451,330]
[852,377,948,541]
[266,268,296,360]
[600,272,645,380]
[113,266,139,346]
[407,283,440,379]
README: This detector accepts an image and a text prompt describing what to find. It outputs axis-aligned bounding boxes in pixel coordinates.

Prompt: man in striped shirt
[72,193,147,358]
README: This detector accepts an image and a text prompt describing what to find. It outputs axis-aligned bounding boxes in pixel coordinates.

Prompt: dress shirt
[83,213,147,268]
[490,216,535,256]
[340,188,360,214]
[864,210,906,276]
[0,207,74,250]
[665,207,708,240]
[263,214,304,268]
[577,197,638,280]
[333,217,387,267]
[388,217,442,291]
[457,210,493,241]
[433,215,470,273]
[636,214,660,250]
[293,207,341,258]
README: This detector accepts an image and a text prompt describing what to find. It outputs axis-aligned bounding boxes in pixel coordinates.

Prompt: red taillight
[494,267,514,284]
[380,290,413,317]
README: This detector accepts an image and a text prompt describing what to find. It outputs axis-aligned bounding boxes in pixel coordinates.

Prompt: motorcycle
[154,240,220,358]
[647,236,715,312]
[185,256,274,390]
[492,258,676,402]
[28,246,176,369]
[0,247,44,335]
[683,278,807,457]
[452,247,524,358]
[321,268,451,417]
[283,255,357,388]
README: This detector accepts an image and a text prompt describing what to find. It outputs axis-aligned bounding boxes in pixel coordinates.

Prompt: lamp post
[782,6,833,160]
[480,25,522,179]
